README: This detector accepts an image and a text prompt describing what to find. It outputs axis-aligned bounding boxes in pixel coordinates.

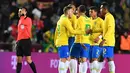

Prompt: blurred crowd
[0,0,130,54]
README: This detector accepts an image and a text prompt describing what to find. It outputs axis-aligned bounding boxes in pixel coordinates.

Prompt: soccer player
[57,4,77,73]
[67,4,78,73]
[89,6,104,73]
[16,7,37,73]
[54,6,87,73]
[67,4,77,52]
[70,5,91,73]
[100,2,116,73]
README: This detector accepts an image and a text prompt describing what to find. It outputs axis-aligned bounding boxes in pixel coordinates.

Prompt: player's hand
[94,37,100,43]
[81,44,87,50]
[86,29,92,34]
[99,39,105,47]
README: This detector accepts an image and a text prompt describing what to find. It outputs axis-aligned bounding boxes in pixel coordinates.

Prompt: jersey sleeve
[54,26,58,46]
[73,15,77,29]
[103,16,114,40]
[63,19,85,35]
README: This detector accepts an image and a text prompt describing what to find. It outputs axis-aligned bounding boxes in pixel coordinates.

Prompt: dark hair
[22,6,28,12]
[89,6,98,12]
[78,5,86,13]
[101,2,109,9]
[63,6,72,14]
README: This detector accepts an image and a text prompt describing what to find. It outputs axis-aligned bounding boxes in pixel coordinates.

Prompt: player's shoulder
[97,17,103,21]
[26,17,32,21]
[85,16,91,22]
[78,15,83,19]
[60,16,70,23]
[72,14,77,18]
[105,13,114,19]
[60,14,65,18]
[78,15,87,20]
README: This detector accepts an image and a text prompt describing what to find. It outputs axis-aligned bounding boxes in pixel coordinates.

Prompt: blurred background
[0,0,130,53]
[0,0,130,73]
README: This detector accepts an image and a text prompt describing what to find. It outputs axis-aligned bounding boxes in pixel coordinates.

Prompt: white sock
[79,63,83,73]
[91,61,99,73]
[58,60,66,73]
[69,59,77,73]
[108,61,115,73]
[64,61,70,73]
[97,62,103,73]
[82,62,88,73]
[90,63,93,73]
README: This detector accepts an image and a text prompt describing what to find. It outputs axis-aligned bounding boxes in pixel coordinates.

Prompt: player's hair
[68,4,75,7]
[101,2,109,9]
[22,6,28,13]
[78,5,86,13]
[89,6,98,12]
[63,6,73,14]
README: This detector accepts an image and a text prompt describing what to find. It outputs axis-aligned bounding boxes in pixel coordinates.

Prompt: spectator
[32,14,44,43]
[120,29,130,54]
[42,28,57,53]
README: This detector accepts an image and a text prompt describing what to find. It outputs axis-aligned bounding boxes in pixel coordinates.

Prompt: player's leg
[23,39,37,73]
[80,44,90,73]
[103,46,115,73]
[69,57,77,73]
[91,46,101,73]
[89,46,93,73]
[58,46,69,73]
[16,56,23,73]
[67,37,76,73]
[16,41,23,73]
[68,37,75,51]
[97,48,104,73]
[25,56,37,73]
[70,43,80,73]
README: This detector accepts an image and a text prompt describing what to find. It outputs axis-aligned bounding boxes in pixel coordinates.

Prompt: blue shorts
[103,46,114,58]
[58,46,69,58]
[70,43,90,58]
[90,46,103,58]
[68,37,75,51]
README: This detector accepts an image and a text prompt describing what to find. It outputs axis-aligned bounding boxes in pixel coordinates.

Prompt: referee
[16,7,37,73]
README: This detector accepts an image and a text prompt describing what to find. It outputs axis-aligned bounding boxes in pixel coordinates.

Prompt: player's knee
[107,58,113,61]
[70,56,76,59]
[60,58,67,63]
[67,57,71,61]
[25,56,32,63]
[92,58,98,61]
[17,56,22,63]
[81,57,87,62]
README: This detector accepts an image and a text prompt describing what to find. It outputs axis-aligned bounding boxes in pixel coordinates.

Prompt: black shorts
[16,39,32,56]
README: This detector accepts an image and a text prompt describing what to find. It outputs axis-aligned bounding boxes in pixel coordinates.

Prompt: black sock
[29,62,37,73]
[16,63,22,73]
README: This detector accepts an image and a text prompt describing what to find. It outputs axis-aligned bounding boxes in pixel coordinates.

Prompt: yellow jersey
[61,14,77,37]
[75,15,91,44]
[55,15,85,47]
[103,12,115,46]
[90,17,103,45]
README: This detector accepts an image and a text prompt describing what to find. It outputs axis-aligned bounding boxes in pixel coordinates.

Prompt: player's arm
[54,26,58,46]
[64,19,85,35]
[73,15,77,30]
[103,16,114,40]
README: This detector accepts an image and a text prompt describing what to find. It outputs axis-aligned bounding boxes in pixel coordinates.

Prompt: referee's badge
[21,25,24,29]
